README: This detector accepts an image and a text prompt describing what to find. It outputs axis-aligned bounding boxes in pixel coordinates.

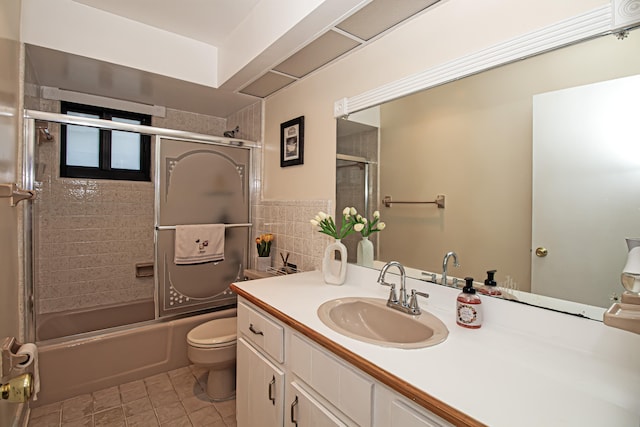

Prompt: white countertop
[233,264,640,427]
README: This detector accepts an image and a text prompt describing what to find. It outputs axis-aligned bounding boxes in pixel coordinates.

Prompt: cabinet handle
[268,375,276,405]
[249,323,264,336]
[290,395,298,425]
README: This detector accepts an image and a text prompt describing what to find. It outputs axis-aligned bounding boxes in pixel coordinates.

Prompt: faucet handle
[408,289,429,315]
[379,281,399,304]
[421,272,437,282]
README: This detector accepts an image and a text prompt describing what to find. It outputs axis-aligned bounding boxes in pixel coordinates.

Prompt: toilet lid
[187,317,237,347]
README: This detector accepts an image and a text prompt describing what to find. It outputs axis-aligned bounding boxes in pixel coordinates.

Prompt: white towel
[174,224,225,264]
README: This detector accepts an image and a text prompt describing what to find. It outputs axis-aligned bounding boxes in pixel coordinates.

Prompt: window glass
[66,112,100,167]
[111,117,142,170]
[61,102,151,181]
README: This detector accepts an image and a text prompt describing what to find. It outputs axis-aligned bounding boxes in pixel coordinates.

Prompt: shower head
[224,125,240,138]
[36,121,53,142]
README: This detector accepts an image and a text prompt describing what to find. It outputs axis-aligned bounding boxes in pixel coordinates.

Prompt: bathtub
[32,307,237,406]
[36,299,156,341]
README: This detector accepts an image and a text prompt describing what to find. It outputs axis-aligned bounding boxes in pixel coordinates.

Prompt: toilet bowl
[187,316,237,401]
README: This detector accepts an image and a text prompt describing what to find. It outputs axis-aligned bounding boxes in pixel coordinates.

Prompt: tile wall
[252,199,333,273]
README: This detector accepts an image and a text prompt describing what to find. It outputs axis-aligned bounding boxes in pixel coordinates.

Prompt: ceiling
[71,0,262,46]
[25,0,441,118]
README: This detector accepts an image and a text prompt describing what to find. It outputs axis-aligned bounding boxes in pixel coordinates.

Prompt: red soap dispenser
[479,269,502,296]
[456,277,482,329]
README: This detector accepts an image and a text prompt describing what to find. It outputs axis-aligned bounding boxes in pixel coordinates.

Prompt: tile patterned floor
[27,365,236,427]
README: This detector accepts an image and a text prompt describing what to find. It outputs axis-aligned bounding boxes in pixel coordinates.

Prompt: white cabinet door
[237,337,285,427]
[374,385,454,427]
[286,381,349,427]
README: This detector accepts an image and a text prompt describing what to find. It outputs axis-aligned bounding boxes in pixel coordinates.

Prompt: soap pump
[456,277,482,329]
[480,269,501,296]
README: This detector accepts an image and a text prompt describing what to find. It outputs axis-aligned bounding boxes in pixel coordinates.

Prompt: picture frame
[280,116,304,167]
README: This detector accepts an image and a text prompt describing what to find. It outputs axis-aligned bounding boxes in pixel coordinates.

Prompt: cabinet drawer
[238,301,284,363]
[291,334,373,426]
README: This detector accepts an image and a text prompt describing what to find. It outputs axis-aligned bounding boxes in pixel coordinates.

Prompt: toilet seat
[187,317,237,348]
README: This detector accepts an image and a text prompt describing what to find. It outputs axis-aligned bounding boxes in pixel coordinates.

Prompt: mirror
[336,29,640,319]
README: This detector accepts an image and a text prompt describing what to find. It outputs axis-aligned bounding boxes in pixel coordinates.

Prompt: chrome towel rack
[156,223,252,230]
[382,195,445,209]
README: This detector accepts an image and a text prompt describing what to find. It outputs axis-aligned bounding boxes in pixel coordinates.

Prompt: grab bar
[382,195,445,209]
[156,223,253,230]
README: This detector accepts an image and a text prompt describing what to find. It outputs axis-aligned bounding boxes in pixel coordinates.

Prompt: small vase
[356,236,374,267]
[621,238,640,294]
[256,256,271,272]
[322,239,348,285]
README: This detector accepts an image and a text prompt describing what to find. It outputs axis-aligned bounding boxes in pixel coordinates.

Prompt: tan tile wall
[31,98,263,315]
[225,102,262,142]
[32,98,156,314]
[252,200,332,273]
[153,108,226,136]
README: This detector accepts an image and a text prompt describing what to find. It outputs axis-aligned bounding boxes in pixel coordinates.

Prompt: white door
[237,338,285,427]
[531,74,640,307]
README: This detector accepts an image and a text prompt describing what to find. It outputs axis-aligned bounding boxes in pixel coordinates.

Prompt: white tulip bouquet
[310,207,385,239]
[350,210,386,237]
[310,207,357,239]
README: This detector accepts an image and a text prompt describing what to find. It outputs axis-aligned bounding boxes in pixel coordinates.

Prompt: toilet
[187,316,237,401]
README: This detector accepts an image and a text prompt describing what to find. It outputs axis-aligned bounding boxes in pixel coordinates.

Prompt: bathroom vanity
[231,264,640,427]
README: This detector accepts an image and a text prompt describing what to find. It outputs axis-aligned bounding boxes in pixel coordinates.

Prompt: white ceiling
[72,0,262,46]
[25,0,441,118]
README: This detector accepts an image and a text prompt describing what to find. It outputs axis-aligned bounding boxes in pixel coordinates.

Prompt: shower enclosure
[336,119,379,262]
[24,111,254,342]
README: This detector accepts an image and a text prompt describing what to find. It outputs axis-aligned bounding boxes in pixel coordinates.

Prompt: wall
[0,0,24,424]
[262,0,607,206]
[25,94,261,315]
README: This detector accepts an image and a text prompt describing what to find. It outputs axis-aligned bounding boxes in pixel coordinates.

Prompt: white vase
[621,238,640,294]
[256,256,271,272]
[322,239,348,285]
[356,236,374,267]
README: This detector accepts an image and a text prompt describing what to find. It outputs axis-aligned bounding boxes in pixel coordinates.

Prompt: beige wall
[0,0,24,424]
[262,0,607,206]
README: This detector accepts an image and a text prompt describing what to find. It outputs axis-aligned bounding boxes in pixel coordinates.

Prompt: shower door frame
[22,109,258,340]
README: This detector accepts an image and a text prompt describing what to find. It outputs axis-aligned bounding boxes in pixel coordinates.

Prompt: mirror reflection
[336,29,640,316]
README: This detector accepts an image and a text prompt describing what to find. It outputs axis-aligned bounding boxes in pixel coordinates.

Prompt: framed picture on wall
[280,116,304,167]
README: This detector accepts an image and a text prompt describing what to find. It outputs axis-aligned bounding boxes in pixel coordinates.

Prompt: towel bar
[156,223,252,230]
[382,195,445,209]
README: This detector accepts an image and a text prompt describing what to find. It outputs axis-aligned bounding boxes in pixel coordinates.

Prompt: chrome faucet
[442,251,459,287]
[378,261,428,315]
[377,261,407,306]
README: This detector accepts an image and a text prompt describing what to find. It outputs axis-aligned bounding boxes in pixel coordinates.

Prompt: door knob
[535,247,548,257]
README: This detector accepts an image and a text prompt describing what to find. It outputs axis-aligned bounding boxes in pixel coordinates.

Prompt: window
[60,102,151,181]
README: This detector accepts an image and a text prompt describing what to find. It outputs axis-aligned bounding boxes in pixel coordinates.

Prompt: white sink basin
[317,297,448,349]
